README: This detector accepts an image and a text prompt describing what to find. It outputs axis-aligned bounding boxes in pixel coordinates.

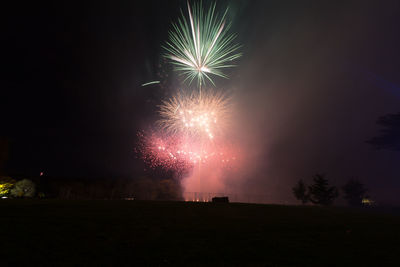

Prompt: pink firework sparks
[137,131,238,172]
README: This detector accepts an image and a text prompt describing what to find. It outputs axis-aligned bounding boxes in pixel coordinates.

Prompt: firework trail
[163,1,241,87]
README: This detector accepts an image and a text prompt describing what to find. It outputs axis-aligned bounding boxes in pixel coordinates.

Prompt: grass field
[0,200,399,266]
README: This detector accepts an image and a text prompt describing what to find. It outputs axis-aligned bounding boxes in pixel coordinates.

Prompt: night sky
[2,1,400,204]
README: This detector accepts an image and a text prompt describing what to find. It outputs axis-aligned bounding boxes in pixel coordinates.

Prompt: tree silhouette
[292,179,309,204]
[367,112,400,151]
[342,179,367,206]
[308,174,338,206]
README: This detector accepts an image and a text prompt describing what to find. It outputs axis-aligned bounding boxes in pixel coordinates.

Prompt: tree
[10,179,36,198]
[308,174,338,206]
[342,179,367,206]
[0,176,15,197]
[292,179,309,204]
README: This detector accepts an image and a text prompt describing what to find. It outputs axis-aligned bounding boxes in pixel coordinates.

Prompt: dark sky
[2,1,400,203]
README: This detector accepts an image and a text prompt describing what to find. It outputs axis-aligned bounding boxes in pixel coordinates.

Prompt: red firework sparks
[137,130,238,173]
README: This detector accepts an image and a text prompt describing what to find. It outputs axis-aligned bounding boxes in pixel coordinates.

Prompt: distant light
[362,198,375,205]
[40,172,44,176]
[1,196,8,199]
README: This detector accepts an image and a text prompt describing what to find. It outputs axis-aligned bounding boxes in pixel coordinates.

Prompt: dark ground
[1,200,399,266]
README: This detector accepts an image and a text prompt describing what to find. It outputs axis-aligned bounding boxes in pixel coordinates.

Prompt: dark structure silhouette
[212,196,229,203]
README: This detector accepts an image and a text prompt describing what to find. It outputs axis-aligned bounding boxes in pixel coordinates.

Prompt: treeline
[0,176,183,201]
[292,173,371,207]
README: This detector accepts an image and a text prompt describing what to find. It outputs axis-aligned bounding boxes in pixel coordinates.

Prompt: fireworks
[163,1,241,86]
[136,1,242,195]
[138,131,238,172]
[137,132,192,173]
[158,90,231,140]
[141,81,160,87]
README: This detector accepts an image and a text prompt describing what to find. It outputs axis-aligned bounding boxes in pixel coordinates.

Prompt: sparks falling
[158,90,231,140]
[137,131,238,172]
[163,1,242,87]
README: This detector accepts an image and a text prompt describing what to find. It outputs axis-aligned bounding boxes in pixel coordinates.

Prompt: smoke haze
[3,0,400,205]
[217,0,400,204]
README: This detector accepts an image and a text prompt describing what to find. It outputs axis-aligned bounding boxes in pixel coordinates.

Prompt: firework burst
[137,131,238,173]
[157,90,231,140]
[136,1,243,197]
[163,1,241,87]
